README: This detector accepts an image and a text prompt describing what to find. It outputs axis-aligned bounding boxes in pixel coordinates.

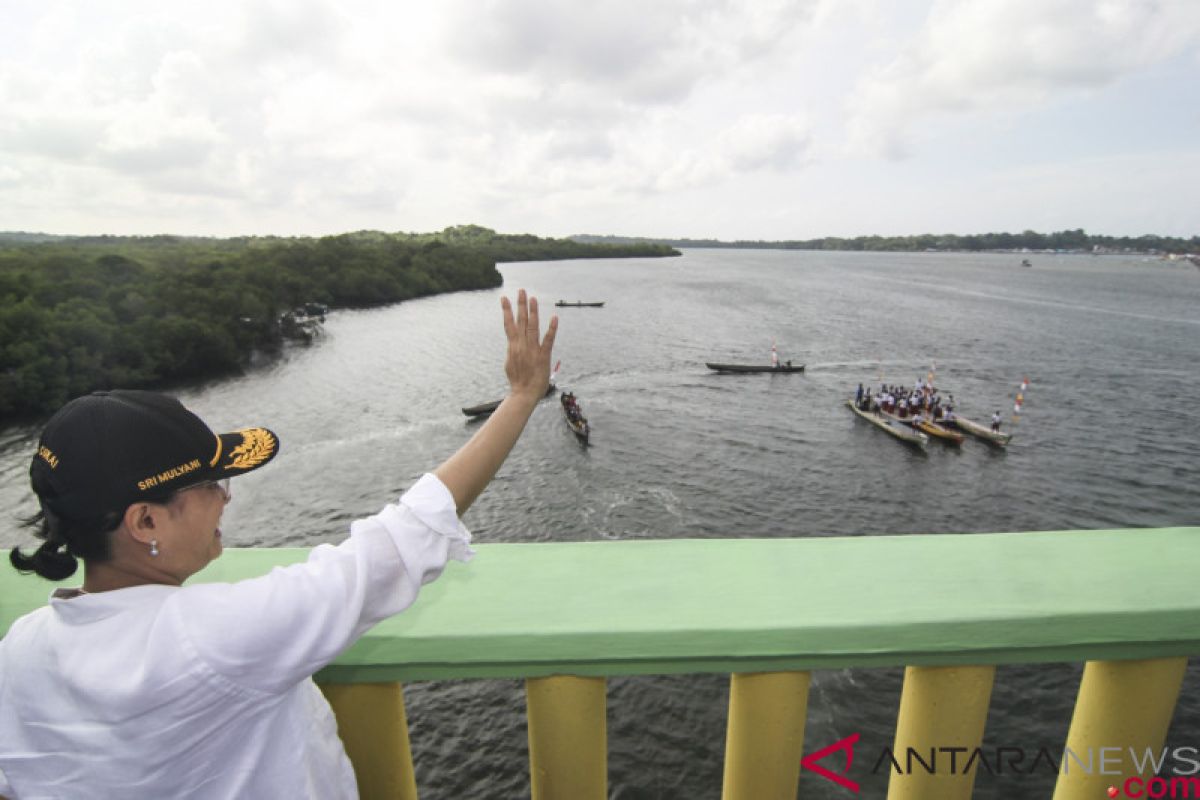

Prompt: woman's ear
[122,502,160,546]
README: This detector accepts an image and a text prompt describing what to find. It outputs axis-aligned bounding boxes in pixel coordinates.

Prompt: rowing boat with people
[845,400,928,448]
[560,391,590,445]
[946,415,1013,446]
[878,409,964,445]
[555,301,605,307]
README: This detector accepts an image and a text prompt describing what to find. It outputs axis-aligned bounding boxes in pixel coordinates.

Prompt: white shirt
[0,473,472,800]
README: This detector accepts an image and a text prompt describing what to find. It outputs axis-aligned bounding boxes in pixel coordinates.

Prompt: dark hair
[10,506,123,581]
[14,436,195,581]
[12,465,194,580]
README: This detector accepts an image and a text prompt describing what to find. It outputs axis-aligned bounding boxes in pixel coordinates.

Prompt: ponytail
[10,526,78,581]
[9,506,122,581]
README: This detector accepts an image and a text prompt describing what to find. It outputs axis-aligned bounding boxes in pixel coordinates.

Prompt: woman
[0,291,557,799]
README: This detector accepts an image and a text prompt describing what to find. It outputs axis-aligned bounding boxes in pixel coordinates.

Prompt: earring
[150,540,159,557]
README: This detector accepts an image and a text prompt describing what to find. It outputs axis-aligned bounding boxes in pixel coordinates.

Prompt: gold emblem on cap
[226,428,275,470]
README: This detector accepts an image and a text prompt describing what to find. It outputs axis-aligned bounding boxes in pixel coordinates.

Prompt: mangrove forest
[0,226,679,421]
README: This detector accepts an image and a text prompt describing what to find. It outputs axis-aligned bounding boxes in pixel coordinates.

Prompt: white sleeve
[168,473,474,695]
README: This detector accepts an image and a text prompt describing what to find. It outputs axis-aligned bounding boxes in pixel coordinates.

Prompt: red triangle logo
[801,732,860,792]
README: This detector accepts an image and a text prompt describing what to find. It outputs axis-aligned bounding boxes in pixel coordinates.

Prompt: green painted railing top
[3,528,1198,682]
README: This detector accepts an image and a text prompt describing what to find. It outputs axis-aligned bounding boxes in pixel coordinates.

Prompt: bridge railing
[3,527,1197,799]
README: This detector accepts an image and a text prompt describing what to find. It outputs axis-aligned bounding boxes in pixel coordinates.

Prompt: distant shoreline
[570,229,1199,257]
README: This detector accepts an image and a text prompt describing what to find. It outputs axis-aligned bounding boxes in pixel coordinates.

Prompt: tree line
[0,226,679,421]
[572,229,1200,254]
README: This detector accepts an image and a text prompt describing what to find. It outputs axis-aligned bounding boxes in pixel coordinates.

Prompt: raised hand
[501,289,558,401]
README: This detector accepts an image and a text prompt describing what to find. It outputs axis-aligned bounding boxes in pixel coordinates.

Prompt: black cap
[30,390,279,520]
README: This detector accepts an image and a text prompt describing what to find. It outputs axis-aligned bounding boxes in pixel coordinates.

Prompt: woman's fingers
[501,295,517,340]
[502,291,556,378]
[528,296,541,345]
[541,314,559,353]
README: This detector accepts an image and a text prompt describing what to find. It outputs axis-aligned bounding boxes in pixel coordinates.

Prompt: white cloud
[719,114,812,172]
[0,0,1196,238]
[445,0,819,106]
[846,0,1200,158]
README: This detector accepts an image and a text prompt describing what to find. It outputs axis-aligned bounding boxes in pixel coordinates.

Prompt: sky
[2,0,1198,240]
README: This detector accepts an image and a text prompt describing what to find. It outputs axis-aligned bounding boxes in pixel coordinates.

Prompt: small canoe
[706,363,805,373]
[462,383,556,417]
[560,392,590,444]
[846,400,928,448]
[914,419,965,444]
[555,301,605,307]
[947,415,1012,446]
[461,399,502,417]
[878,409,964,445]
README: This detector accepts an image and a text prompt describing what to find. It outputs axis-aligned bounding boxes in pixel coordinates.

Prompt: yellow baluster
[1053,657,1187,800]
[888,665,995,800]
[321,682,418,800]
[526,675,607,800]
[722,671,811,800]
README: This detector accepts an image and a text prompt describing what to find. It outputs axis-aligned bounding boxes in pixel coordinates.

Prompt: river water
[2,249,1198,798]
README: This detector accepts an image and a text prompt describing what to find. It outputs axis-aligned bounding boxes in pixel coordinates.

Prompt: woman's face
[157,482,229,580]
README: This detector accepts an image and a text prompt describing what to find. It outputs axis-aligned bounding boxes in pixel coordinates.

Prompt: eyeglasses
[181,478,232,501]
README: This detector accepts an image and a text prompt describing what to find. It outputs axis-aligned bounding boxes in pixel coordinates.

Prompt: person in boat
[563,392,583,423]
[855,384,864,405]
[0,291,558,799]
[771,345,780,369]
[992,410,1002,432]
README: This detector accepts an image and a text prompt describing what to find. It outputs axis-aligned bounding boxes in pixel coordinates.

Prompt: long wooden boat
[705,363,805,373]
[878,409,964,445]
[946,415,1012,447]
[560,392,590,444]
[846,400,928,448]
[462,383,556,417]
[555,301,605,307]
